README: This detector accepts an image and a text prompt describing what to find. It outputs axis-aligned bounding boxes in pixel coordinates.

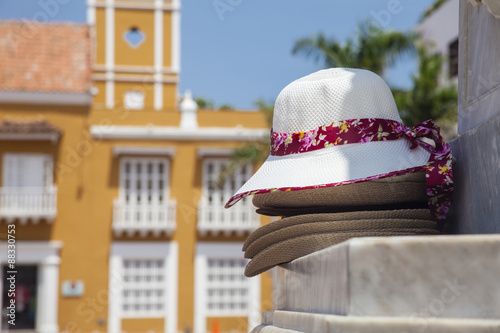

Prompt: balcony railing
[0,186,58,223]
[198,200,259,236]
[113,199,177,236]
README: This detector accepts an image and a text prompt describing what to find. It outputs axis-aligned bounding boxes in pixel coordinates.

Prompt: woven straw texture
[252,170,426,209]
[243,208,434,251]
[245,229,439,277]
[244,218,438,258]
[273,68,402,133]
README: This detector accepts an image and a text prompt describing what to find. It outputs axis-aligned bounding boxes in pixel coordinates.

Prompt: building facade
[0,1,272,333]
[418,0,459,84]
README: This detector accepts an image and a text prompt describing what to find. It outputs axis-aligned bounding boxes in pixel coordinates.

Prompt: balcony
[0,186,58,223]
[113,199,177,236]
[198,200,259,236]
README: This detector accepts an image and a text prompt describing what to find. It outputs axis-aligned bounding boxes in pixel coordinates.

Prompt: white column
[37,255,61,333]
[193,253,207,333]
[171,0,181,74]
[105,0,115,109]
[154,0,164,111]
[165,242,178,333]
[108,255,123,333]
[248,275,261,333]
[87,0,96,25]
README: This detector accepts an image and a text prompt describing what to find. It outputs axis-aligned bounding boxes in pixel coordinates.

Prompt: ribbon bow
[404,120,444,151]
[402,120,453,228]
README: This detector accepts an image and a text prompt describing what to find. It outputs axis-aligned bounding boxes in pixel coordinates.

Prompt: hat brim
[252,170,427,210]
[245,230,439,277]
[242,209,433,251]
[226,138,431,208]
[244,218,438,258]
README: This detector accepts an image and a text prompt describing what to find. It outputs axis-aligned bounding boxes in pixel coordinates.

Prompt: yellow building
[0,1,273,332]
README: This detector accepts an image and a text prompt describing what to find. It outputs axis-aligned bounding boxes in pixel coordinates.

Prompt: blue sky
[0,0,436,109]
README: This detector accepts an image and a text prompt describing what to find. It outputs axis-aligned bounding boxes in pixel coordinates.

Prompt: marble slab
[252,311,500,333]
[458,0,500,133]
[276,234,500,319]
[447,115,500,234]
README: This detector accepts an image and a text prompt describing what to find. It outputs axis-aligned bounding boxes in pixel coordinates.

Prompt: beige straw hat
[226,68,431,209]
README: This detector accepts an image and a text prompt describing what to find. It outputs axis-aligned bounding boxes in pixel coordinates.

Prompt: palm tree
[215,100,273,188]
[195,97,214,109]
[393,45,457,130]
[292,20,416,75]
[420,0,450,22]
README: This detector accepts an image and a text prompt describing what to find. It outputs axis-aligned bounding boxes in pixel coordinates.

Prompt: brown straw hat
[245,229,439,277]
[243,209,434,251]
[244,218,438,259]
[252,170,427,210]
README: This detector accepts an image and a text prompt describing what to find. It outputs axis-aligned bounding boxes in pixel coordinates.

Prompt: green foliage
[215,100,273,188]
[195,97,214,109]
[292,20,417,75]
[254,99,274,127]
[420,0,449,22]
[393,45,457,127]
[219,104,235,110]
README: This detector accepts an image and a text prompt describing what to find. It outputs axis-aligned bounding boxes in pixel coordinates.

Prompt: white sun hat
[225,68,432,208]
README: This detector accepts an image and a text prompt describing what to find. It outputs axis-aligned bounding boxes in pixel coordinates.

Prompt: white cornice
[92,74,178,83]
[197,148,235,157]
[111,242,176,258]
[0,91,91,106]
[0,241,62,264]
[113,146,176,156]
[91,125,268,141]
[93,2,180,11]
[93,65,178,74]
[0,133,60,142]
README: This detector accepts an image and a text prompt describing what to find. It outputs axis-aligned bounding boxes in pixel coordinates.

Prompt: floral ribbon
[227,118,453,228]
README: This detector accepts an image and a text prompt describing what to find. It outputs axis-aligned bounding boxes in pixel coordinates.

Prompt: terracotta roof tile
[0,21,91,93]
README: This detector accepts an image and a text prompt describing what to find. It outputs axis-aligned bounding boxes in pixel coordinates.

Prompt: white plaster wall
[418,0,460,56]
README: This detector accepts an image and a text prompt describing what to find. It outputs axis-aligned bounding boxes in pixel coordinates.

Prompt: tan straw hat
[245,228,439,277]
[242,208,433,251]
[252,170,427,212]
[244,218,437,259]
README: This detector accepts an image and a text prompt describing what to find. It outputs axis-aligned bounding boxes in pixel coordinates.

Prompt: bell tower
[87,0,180,111]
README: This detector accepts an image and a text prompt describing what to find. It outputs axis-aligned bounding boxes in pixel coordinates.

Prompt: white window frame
[114,157,175,236]
[1,153,57,223]
[0,241,62,333]
[119,157,170,204]
[194,242,260,333]
[108,242,178,333]
[2,153,53,187]
[200,157,253,206]
[198,158,258,236]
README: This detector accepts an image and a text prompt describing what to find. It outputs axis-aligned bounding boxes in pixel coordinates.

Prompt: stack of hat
[225,68,453,277]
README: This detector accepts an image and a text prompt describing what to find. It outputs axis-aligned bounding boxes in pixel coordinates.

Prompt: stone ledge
[253,311,500,333]
[276,234,500,319]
